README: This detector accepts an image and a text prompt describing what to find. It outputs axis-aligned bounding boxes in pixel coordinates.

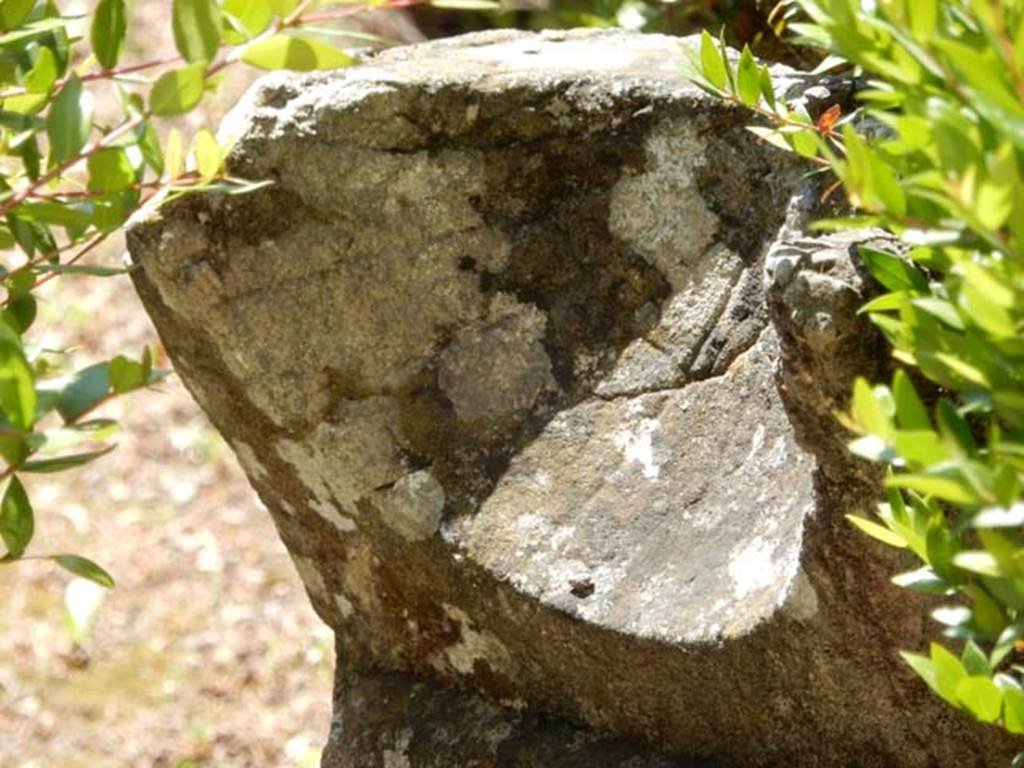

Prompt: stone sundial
[126,29,1016,768]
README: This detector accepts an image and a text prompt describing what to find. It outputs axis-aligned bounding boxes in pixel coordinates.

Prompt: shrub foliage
[688,0,1024,747]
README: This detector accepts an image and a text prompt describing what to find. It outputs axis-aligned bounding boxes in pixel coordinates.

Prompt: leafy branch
[688,0,1024,747]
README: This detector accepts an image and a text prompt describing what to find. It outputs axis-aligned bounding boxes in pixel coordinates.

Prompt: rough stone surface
[126,29,1018,767]
[322,669,713,768]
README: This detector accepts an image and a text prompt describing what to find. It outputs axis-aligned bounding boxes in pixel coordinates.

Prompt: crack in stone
[591,325,770,403]
[680,264,750,374]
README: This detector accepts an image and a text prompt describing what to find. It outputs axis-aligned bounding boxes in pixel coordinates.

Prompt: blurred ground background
[0,1,782,766]
[0,3,337,767]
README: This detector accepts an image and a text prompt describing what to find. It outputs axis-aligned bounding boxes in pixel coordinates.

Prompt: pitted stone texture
[127,29,1018,768]
[454,331,814,642]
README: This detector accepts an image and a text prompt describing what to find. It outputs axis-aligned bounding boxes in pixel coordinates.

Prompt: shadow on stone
[126,29,1019,768]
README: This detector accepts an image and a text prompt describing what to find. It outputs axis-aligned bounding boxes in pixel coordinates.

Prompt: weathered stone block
[126,29,1017,767]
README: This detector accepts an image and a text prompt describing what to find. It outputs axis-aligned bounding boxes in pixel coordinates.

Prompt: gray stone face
[126,29,1017,767]
[455,331,815,644]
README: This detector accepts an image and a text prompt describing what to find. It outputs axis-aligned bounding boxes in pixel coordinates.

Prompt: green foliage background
[688,0,1024,750]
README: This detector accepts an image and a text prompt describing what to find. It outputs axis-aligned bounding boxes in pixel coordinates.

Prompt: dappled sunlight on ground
[0,258,334,768]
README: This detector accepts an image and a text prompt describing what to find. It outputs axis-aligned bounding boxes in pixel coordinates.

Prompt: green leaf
[975,143,1017,232]
[192,129,221,179]
[891,566,949,594]
[0,17,69,48]
[962,640,991,677]
[0,476,32,558]
[0,434,27,468]
[964,583,1009,637]
[908,0,938,39]
[995,390,1024,427]
[858,247,928,292]
[932,642,967,706]
[2,294,35,335]
[716,27,735,93]
[56,363,109,424]
[1006,689,1024,734]
[892,369,930,430]
[87,147,135,193]
[698,30,727,91]
[222,0,272,44]
[958,256,1014,308]
[911,297,964,330]
[18,201,92,229]
[108,354,144,393]
[846,513,907,548]
[91,0,127,69]
[862,295,909,319]
[47,74,92,165]
[0,0,35,29]
[936,399,976,455]
[892,430,951,465]
[268,0,298,15]
[15,131,40,180]
[788,128,819,158]
[736,46,760,107]
[887,473,981,505]
[953,551,1005,578]
[22,445,115,473]
[163,127,184,180]
[887,487,928,557]
[6,271,34,297]
[959,280,1015,338]
[956,676,1003,723]
[33,420,119,454]
[0,336,36,431]
[931,351,990,388]
[136,122,163,176]
[992,623,1024,668]
[172,0,222,64]
[149,63,206,117]
[24,46,56,93]
[53,554,114,589]
[241,34,355,71]
[850,377,891,437]
[759,66,776,110]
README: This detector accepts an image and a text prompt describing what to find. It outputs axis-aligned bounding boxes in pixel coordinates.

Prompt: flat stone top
[219,30,710,148]
[370,29,695,84]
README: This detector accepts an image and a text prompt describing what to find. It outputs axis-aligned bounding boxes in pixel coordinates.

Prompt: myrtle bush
[688,0,1024,748]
